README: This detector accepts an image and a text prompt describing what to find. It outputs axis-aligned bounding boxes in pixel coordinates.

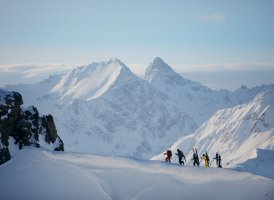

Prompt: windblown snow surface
[0,148,273,200]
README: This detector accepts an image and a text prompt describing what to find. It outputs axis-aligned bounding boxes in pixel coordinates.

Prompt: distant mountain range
[3,57,274,159]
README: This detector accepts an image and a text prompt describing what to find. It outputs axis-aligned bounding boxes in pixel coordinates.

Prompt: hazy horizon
[1,60,274,91]
[1,1,274,89]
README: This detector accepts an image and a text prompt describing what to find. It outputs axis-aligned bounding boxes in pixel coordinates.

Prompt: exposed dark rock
[54,137,64,151]
[42,114,64,151]
[0,147,10,165]
[12,106,40,149]
[42,115,58,144]
[0,89,64,165]
[0,91,22,147]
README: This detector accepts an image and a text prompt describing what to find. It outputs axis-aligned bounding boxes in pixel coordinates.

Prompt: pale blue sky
[1,0,274,74]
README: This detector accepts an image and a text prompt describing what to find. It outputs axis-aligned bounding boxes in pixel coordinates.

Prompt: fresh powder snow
[0,148,273,200]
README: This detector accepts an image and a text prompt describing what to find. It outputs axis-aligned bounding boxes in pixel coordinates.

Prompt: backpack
[205,154,209,162]
[167,150,172,156]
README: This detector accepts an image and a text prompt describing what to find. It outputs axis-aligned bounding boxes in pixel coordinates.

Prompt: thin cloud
[197,14,226,24]
[174,62,274,72]
[21,64,77,78]
[0,63,77,75]
[0,63,78,86]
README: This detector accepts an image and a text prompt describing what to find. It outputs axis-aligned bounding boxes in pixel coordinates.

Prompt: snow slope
[51,58,131,102]
[152,90,274,168]
[3,58,274,159]
[4,75,62,107]
[0,148,273,200]
[237,148,274,179]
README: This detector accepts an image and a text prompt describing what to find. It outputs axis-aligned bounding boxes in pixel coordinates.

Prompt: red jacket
[165,150,172,157]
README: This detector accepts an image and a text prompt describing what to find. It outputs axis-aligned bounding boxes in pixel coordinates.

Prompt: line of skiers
[164,148,222,168]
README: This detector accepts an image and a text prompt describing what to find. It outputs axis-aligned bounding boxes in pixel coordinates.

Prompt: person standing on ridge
[164,149,172,162]
[214,152,222,168]
[175,149,186,165]
[201,152,210,167]
[192,148,200,166]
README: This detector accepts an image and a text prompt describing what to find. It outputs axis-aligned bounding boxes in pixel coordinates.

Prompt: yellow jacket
[202,155,210,167]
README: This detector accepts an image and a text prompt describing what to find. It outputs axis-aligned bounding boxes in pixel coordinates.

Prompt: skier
[164,149,172,162]
[201,152,210,167]
[214,152,222,168]
[175,149,186,165]
[192,148,200,166]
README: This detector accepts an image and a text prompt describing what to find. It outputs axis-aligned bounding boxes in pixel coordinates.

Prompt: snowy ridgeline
[153,90,274,168]
[0,148,273,200]
[3,57,274,160]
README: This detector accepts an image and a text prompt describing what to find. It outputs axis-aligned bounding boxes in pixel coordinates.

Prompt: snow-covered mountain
[145,57,274,125]
[145,57,220,125]
[51,58,133,102]
[3,58,274,158]
[152,90,274,167]
[50,59,198,157]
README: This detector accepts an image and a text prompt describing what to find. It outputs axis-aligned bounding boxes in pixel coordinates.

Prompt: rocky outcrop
[0,89,64,165]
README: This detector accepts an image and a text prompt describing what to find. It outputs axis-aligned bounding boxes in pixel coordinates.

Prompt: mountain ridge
[3,57,274,159]
[152,90,274,167]
[51,58,134,102]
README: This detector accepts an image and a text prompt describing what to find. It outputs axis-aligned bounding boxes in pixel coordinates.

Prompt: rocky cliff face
[0,89,64,165]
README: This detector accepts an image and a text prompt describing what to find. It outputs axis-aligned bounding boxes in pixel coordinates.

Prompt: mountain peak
[52,58,135,101]
[78,58,128,76]
[144,57,180,82]
[152,57,165,65]
[150,57,174,72]
[107,58,123,65]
